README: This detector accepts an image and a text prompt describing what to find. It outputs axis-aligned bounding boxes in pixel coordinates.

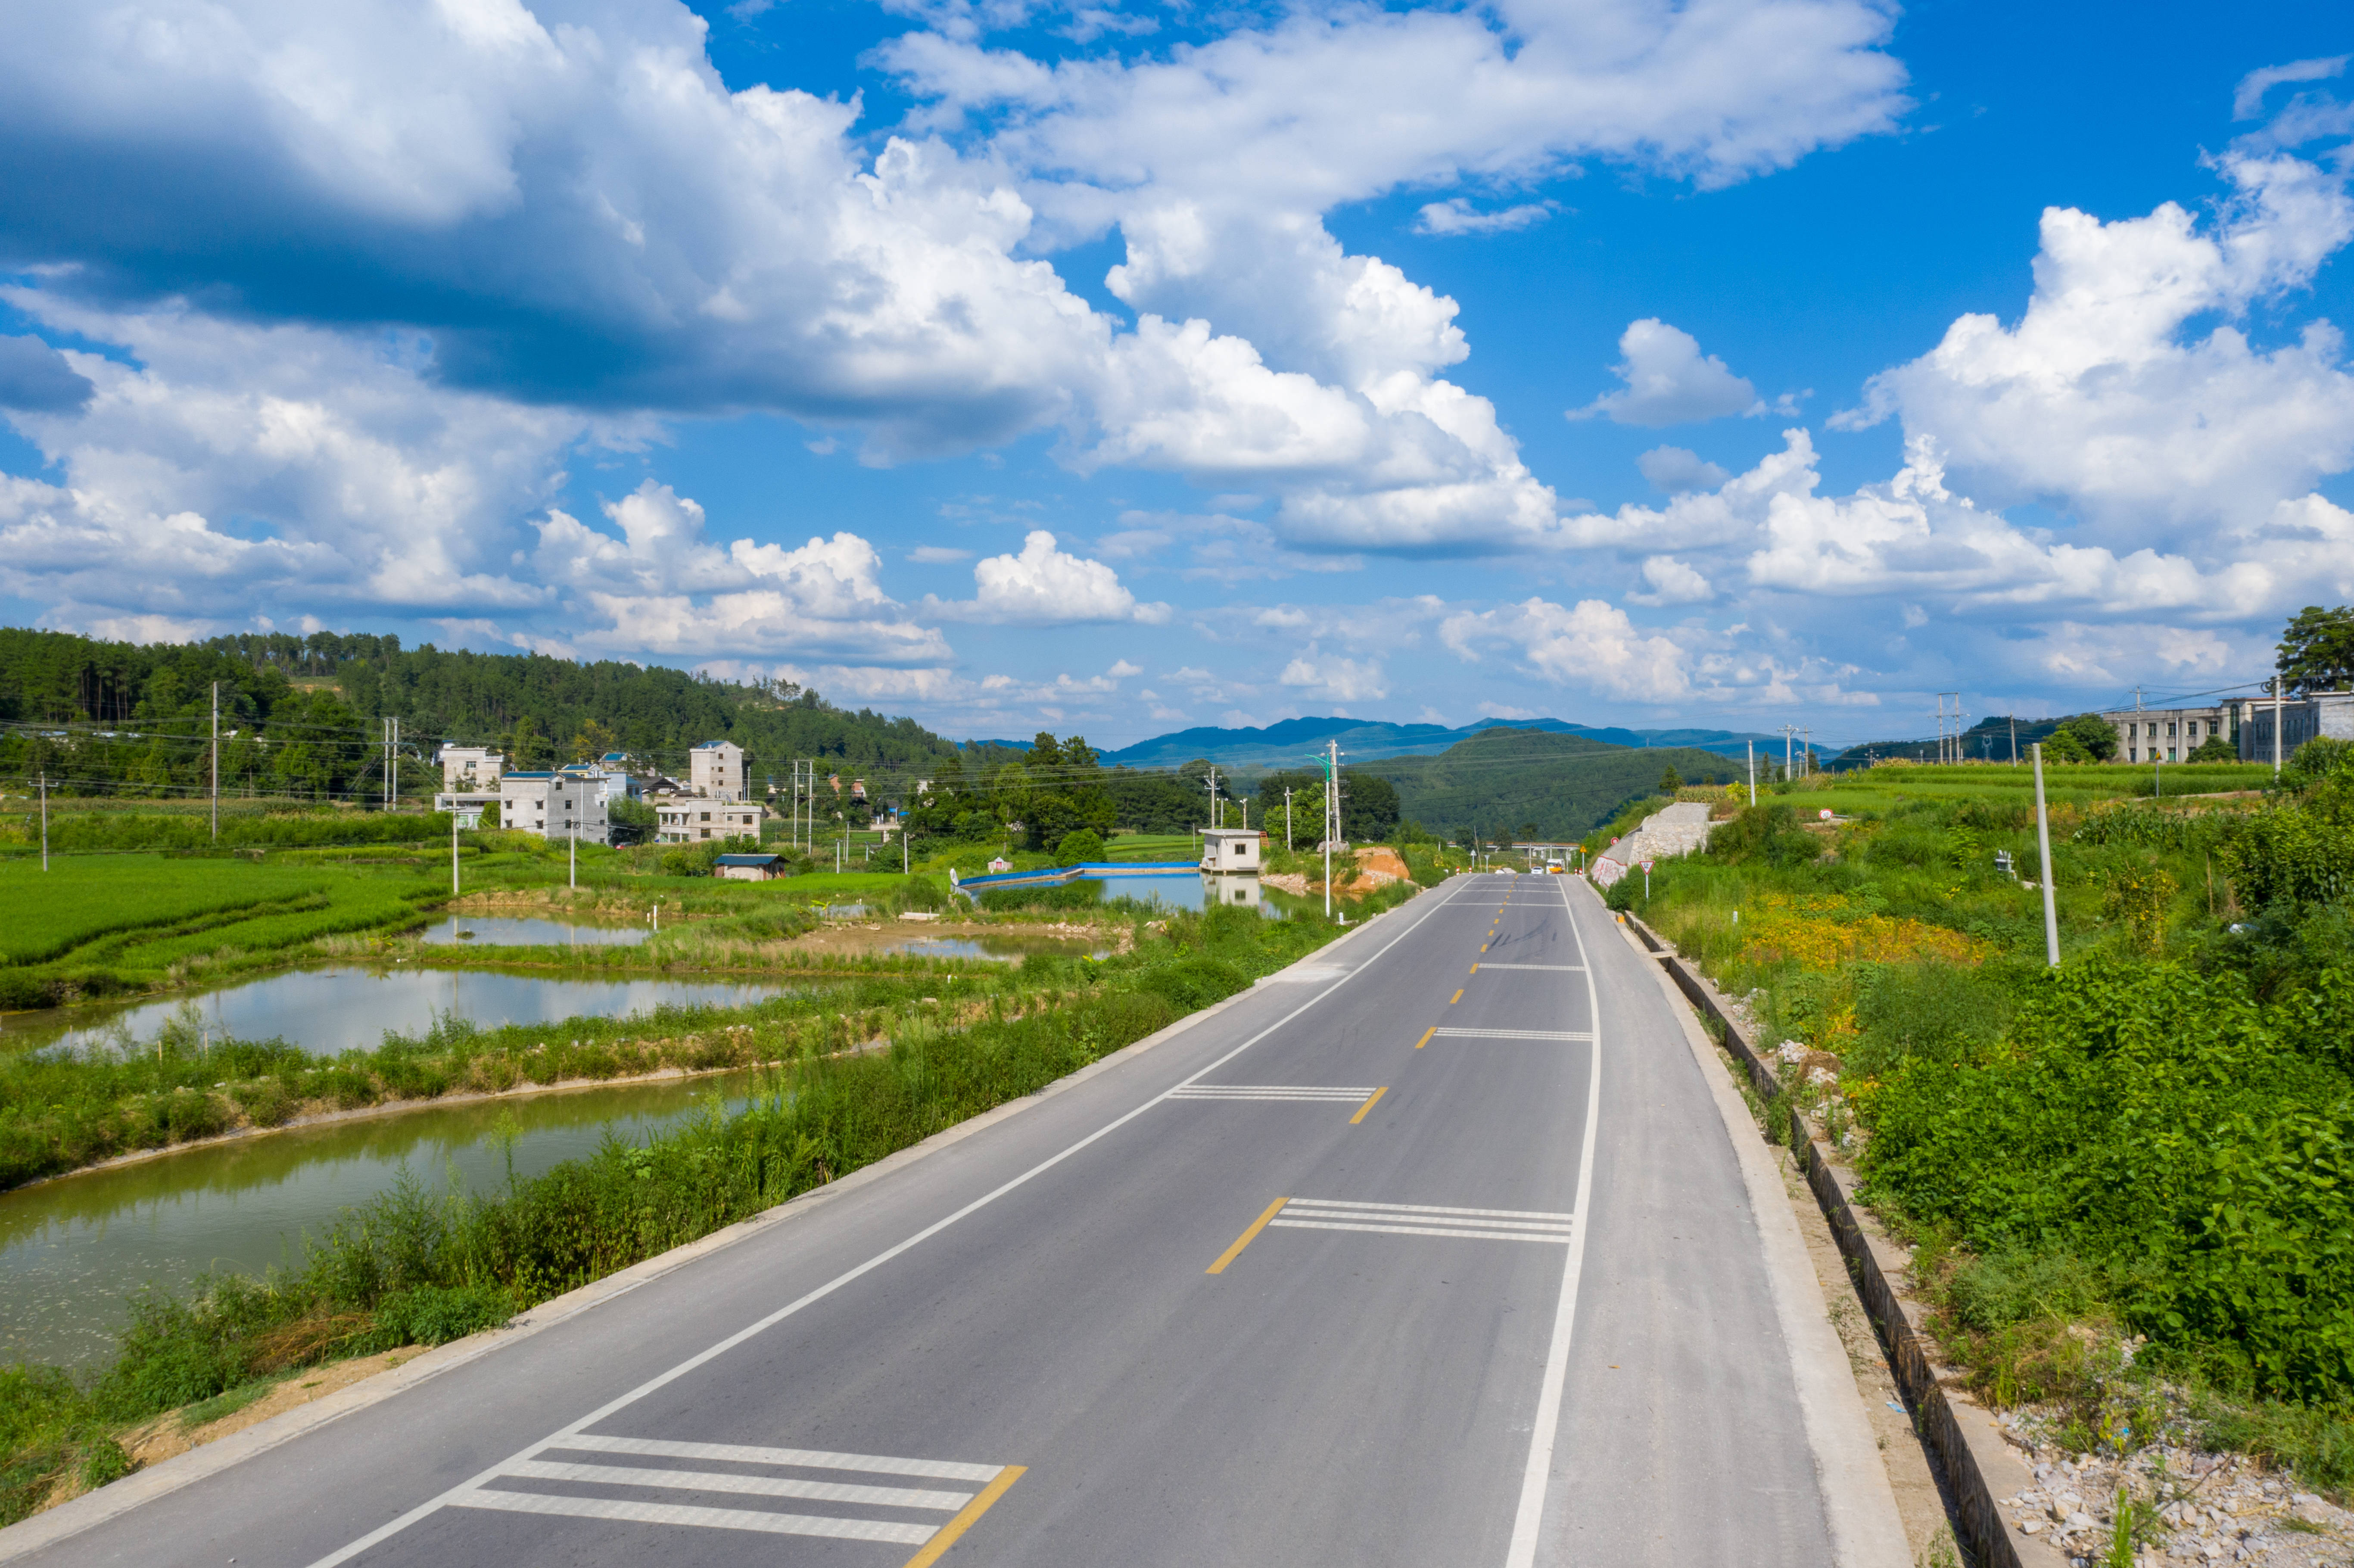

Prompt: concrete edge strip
[1617,910,2068,1568]
[0,887,1432,1563]
[1607,902,1910,1568]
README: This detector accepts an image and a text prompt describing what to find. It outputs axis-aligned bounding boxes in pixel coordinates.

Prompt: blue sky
[1,0,2350,748]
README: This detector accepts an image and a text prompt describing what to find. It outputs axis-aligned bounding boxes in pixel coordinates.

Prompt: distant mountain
[1098,714,1810,771]
[1826,714,2068,769]
[1356,727,1749,840]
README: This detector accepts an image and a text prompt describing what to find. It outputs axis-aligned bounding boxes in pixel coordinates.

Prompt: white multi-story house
[2101,706,2233,764]
[438,745,505,792]
[499,771,610,844]
[656,799,761,844]
[691,740,749,802]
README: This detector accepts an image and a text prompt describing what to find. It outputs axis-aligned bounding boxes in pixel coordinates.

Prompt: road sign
[1640,859,1654,873]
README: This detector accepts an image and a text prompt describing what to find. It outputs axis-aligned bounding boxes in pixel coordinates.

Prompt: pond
[0,1073,761,1370]
[417,916,649,947]
[1090,873,1286,916]
[1,968,790,1059]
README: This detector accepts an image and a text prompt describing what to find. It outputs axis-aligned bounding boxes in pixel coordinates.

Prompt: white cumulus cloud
[1569,319,1762,427]
[1835,147,2354,538]
[937,529,1170,623]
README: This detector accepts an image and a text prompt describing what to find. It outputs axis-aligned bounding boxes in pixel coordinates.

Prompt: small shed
[1200,827,1262,873]
[713,852,787,881]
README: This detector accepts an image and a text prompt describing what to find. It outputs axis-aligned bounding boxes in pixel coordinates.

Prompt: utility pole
[39,771,48,871]
[2008,714,2018,764]
[1747,740,1756,806]
[2032,743,2059,967]
[1284,787,1294,852]
[2273,676,2285,777]
[569,816,577,890]
[210,681,219,841]
[452,807,461,896]
[1204,765,1221,830]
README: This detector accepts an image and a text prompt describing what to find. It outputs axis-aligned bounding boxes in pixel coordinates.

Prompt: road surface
[15,874,1891,1568]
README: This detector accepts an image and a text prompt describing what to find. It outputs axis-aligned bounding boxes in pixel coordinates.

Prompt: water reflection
[3,968,788,1058]
[417,916,648,947]
[1088,873,1283,915]
[0,1074,758,1370]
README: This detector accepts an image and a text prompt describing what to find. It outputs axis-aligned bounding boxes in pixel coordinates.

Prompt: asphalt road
[18,874,1866,1568]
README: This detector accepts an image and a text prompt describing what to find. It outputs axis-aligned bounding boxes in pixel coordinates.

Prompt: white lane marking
[1255,964,1351,983]
[305,881,1466,1568]
[1473,964,1585,972]
[1503,876,1605,1568]
[450,1489,937,1543]
[1432,1027,1592,1041]
[1268,1218,1575,1244]
[551,1433,1000,1480]
[1167,1085,1377,1101]
[506,1460,974,1511]
[1285,1198,1576,1223]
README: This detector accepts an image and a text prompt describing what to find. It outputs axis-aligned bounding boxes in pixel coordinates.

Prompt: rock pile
[1995,1431,2347,1565]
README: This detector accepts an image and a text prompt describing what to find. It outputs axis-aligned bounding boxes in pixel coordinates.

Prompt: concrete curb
[0,890,1432,1563]
[1617,908,2065,1568]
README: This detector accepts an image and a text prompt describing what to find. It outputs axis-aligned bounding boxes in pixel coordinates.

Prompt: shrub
[368,1284,513,1347]
[1134,955,1248,1011]
[1055,829,1105,867]
[1866,956,2354,1399]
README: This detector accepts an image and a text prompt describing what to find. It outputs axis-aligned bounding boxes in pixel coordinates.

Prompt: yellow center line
[1480,943,1489,952]
[1470,964,1479,974]
[1349,1086,1388,1124]
[1206,1196,1289,1275]
[1414,1026,1435,1049]
[901,1464,1028,1567]
[1449,988,1463,1004]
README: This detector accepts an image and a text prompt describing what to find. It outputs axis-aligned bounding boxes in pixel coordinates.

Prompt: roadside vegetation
[0,889,1420,1524]
[1607,736,2354,1490]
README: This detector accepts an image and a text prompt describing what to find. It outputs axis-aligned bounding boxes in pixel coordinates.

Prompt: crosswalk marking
[553,1434,1000,1481]
[1430,1027,1593,1041]
[1267,1196,1579,1246]
[452,1490,939,1543]
[446,1434,1017,1549]
[1286,1198,1576,1222]
[506,1460,975,1511]
[1167,1084,1378,1101]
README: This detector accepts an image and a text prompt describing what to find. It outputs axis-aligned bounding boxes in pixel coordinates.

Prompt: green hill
[0,627,982,803]
[1360,728,1745,840]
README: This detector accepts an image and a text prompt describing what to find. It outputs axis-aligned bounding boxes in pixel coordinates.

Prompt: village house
[691,740,749,802]
[2240,692,2354,761]
[498,771,610,844]
[656,798,761,844]
[436,745,504,792]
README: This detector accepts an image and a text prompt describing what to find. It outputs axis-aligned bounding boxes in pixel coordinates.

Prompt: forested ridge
[0,628,991,802]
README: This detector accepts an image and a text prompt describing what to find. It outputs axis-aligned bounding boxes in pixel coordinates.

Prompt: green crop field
[0,856,446,1008]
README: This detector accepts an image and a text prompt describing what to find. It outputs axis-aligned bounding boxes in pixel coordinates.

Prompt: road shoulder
[1607,905,1916,1568]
